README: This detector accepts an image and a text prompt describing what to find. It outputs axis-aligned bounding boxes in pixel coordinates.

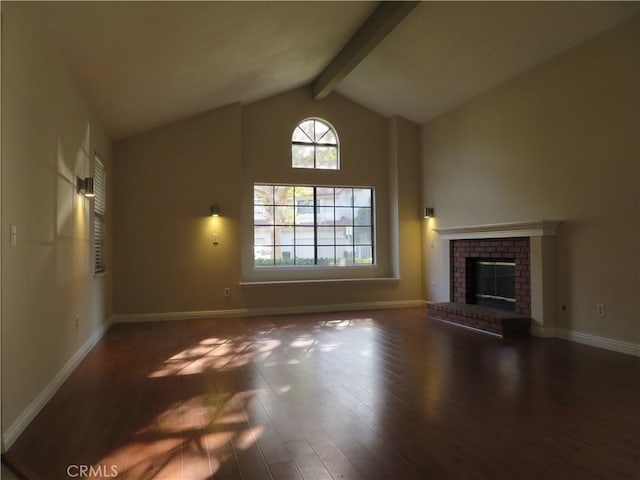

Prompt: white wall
[1,3,113,448]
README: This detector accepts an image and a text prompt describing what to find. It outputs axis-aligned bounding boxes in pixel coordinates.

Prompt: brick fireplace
[427,221,560,337]
[452,238,531,316]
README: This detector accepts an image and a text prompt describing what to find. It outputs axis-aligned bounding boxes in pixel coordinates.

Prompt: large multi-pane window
[291,118,339,169]
[254,184,373,266]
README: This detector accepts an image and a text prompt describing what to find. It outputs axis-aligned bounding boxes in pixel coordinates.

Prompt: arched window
[291,118,339,169]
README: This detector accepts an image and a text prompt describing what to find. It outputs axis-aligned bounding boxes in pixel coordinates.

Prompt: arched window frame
[291,118,340,170]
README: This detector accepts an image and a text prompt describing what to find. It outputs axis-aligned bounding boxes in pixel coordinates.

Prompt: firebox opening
[466,258,516,312]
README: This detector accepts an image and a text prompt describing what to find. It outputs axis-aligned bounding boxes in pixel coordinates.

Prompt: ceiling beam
[312,1,419,101]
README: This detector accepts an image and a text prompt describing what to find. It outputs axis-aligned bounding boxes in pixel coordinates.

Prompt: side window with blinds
[94,155,106,274]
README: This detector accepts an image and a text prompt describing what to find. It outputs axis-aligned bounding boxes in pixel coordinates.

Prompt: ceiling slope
[22,1,640,139]
[336,1,640,123]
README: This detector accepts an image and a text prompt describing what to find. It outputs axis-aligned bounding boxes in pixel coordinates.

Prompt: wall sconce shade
[77,177,95,197]
[210,204,220,217]
[424,207,435,218]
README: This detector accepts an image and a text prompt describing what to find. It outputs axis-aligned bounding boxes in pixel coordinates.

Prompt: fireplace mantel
[434,220,560,240]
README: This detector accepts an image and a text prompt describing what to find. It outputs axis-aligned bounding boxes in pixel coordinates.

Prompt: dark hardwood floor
[4,308,639,479]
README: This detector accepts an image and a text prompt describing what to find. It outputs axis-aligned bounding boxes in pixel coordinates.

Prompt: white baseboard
[112,300,426,323]
[113,308,251,323]
[555,328,640,356]
[2,320,112,451]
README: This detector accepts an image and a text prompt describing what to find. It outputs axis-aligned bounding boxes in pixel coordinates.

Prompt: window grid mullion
[333,188,338,265]
[313,121,317,168]
[313,187,318,265]
[293,188,297,265]
[253,184,373,267]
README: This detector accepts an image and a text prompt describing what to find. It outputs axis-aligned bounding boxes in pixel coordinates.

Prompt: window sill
[239,277,400,287]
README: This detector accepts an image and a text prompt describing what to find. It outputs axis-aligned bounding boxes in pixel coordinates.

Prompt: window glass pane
[292,145,314,168]
[336,246,354,265]
[254,185,273,205]
[294,187,314,224]
[354,227,372,244]
[254,205,273,225]
[292,126,312,143]
[274,185,294,204]
[299,120,315,142]
[354,207,372,226]
[296,199,314,215]
[295,246,314,265]
[254,246,274,266]
[316,146,338,169]
[319,129,337,145]
[295,208,314,225]
[314,120,330,142]
[335,207,353,225]
[316,206,334,225]
[355,246,373,264]
[335,226,353,244]
[254,226,273,246]
[274,226,294,245]
[274,206,294,225]
[316,188,335,206]
[335,188,353,206]
[317,246,335,265]
[353,188,371,207]
[317,226,334,245]
[295,226,315,245]
[294,186,313,200]
[275,247,294,265]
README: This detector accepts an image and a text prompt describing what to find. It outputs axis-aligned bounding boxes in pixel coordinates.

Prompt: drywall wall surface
[422,19,639,343]
[113,87,424,315]
[2,3,113,441]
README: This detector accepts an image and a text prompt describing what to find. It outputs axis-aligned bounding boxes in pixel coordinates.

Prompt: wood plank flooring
[4,308,639,479]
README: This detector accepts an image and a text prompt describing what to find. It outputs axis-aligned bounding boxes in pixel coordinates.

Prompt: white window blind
[94,156,106,273]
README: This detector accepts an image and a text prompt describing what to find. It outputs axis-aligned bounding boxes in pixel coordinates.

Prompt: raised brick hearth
[427,302,531,336]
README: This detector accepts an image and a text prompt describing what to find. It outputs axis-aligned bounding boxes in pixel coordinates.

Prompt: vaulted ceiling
[29,1,640,140]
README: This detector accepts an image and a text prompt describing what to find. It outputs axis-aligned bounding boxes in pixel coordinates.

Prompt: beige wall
[113,87,423,315]
[422,18,639,343]
[1,3,113,445]
[114,104,243,314]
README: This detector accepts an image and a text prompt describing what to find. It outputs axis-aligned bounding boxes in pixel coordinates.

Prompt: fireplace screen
[470,259,516,311]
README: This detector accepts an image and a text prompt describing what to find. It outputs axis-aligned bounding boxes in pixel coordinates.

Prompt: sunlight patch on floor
[94,391,264,480]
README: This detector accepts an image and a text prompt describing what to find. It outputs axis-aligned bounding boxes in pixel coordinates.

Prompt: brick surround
[452,237,531,316]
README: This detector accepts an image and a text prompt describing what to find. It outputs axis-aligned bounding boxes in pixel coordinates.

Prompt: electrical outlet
[75,315,80,329]
[596,304,606,317]
[224,288,231,297]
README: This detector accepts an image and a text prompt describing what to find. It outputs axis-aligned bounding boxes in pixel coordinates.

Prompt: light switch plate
[10,224,17,246]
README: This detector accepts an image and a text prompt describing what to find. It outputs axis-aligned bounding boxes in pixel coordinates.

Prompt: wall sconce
[210,204,220,217]
[77,177,95,198]
[424,207,435,218]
